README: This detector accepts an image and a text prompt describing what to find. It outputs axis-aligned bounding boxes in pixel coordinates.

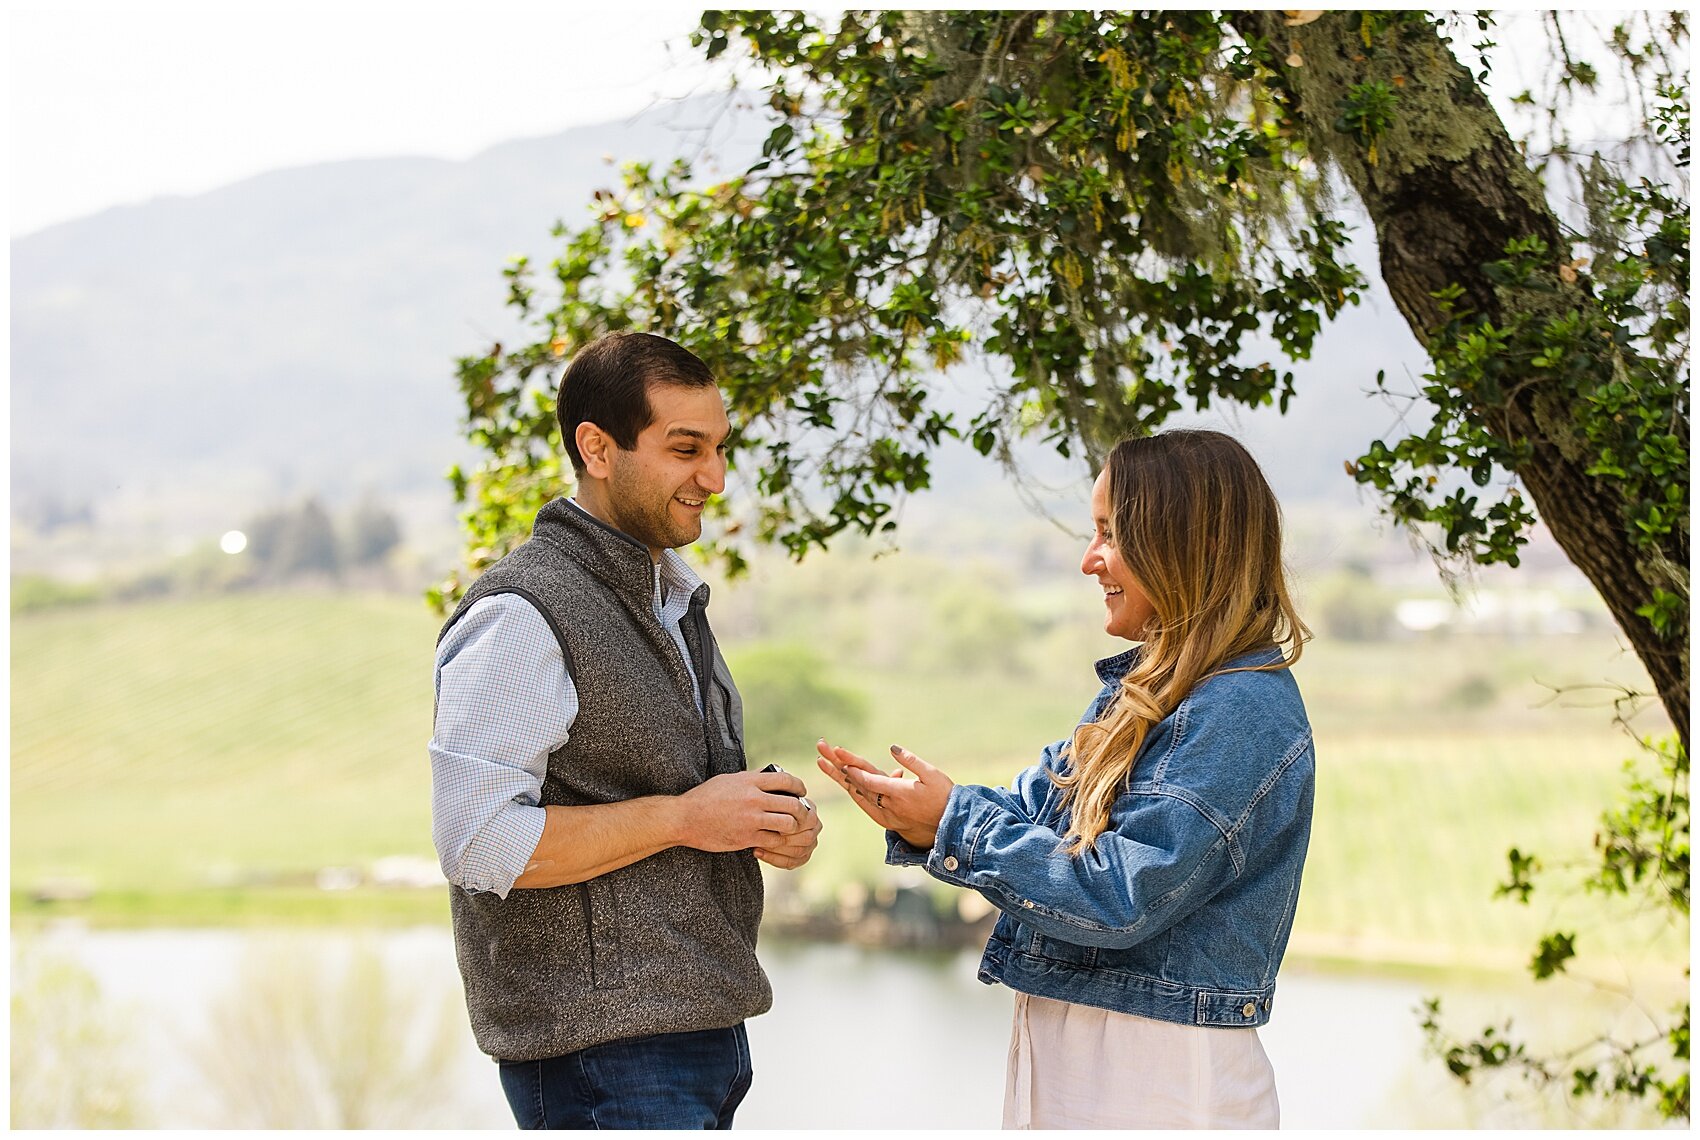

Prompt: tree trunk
[1237,11,1689,747]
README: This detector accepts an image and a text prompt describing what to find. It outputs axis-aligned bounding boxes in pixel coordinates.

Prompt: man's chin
[664,520,704,550]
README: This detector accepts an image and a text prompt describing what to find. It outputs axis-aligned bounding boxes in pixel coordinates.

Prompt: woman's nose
[1080,539,1101,576]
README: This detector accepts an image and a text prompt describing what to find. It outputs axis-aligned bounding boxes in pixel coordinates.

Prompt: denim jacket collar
[1094,643,1287,688]
[1093,647,1140,686]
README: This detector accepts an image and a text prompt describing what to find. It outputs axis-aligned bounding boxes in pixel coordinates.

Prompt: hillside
[13,92,1561,578]
[11,590,1674,974]
[11,98,765,546]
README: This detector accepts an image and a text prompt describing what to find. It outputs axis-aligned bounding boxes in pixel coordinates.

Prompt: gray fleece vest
[439,498,768,1062]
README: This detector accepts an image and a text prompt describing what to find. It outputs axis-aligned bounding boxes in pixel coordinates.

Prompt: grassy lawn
[12,594,436,899]
[12,592,1683,977]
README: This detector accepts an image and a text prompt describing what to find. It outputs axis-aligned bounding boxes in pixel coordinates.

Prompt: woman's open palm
[815,739,953,850]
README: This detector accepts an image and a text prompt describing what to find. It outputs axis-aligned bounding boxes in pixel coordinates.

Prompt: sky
[8,6,1664,238]
[8,1,722,236]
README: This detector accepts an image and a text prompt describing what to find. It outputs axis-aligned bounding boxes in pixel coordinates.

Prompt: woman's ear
[577,421,614,479]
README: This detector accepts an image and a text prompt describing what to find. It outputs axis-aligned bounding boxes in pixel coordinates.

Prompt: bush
[1310,568,1397,642]
[11,946,142,1127]
[1443,673,1500,710]
[10,575,101,614]
[725,643,868,765]
[190,937,463,1127]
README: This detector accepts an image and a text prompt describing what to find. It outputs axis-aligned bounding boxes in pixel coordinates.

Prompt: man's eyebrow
[666,427,729,445]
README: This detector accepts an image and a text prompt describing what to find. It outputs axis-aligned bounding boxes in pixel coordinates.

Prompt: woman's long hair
[1053,430,1310,855]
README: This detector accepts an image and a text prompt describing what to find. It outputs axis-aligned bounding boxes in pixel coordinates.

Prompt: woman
[817,429,1314,1129]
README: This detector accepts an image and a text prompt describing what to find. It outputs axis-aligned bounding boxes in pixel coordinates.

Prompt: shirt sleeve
[429,593,577,897]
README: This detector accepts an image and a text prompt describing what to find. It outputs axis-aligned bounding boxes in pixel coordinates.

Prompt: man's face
[603,383,731,556]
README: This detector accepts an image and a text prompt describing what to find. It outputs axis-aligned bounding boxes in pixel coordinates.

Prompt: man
[429,331,822,1129]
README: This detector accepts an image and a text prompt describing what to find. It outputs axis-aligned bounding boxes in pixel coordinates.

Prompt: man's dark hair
[557,332,717,472]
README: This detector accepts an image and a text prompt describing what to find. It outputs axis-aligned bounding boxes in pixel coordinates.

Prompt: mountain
[11,98,767,543]
[12,93,1453,569]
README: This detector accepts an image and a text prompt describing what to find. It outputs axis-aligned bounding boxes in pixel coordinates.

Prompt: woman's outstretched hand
[815,739,953,851]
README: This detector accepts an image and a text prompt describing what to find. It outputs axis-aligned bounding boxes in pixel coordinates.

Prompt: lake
[10,924,1674,1128]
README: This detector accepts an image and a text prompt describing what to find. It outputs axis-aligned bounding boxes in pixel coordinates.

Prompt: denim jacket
[888,646,1314,1028]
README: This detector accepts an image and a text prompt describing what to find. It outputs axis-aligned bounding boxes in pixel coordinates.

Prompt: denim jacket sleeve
[897,723,1312,950]
[886,739,1065,867]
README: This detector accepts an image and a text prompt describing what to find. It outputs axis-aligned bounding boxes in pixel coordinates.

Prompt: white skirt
[1003,992,1279,1129]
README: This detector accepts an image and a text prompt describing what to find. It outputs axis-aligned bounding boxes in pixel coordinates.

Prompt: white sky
[8,0,721,236]
[7,5,1665,239]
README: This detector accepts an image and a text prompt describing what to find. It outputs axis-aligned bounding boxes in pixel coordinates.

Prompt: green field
[11,592,1684,978]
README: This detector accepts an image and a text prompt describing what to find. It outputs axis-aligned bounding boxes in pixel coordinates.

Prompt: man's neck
[569,490,663,563]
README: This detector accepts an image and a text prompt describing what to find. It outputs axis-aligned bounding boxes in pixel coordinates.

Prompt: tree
[1310,565,1396,642]
[252,498,342,580]
[276,499,341,578]
[724,643,867,766]
[244,506,291,571]
[444,10,1686,744]
[442,10,1688,1118]
[344,497,403,566]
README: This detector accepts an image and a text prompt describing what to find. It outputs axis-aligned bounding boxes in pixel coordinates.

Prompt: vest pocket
[712,850,765,934]
[711,653,745,754]
[577,879,628,990]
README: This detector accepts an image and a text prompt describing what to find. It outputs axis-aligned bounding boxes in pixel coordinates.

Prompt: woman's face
[1082,469,1158,641]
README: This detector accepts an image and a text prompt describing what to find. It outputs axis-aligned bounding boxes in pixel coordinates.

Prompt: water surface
[13,926,1662,1128]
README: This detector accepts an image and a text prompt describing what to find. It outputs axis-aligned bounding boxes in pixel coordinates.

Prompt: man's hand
[511,769,820,889]
[815,739,953,850]
[753,793,822,869]
[674,770,814,855]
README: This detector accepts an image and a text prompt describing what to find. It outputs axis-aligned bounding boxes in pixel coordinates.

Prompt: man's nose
[698,452,728,495]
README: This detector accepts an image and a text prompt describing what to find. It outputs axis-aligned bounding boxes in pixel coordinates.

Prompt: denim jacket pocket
[1026,929,1100,970]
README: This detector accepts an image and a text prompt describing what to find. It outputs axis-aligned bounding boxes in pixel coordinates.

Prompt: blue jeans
[498,1023,752,1130]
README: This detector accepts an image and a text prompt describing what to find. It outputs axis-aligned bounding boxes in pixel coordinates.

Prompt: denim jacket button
[1022,900,1035,909]
[941,855,960,872]
[1241,1002,1257,1018]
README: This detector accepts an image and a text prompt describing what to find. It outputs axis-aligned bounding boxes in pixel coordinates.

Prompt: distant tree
[17,493,93,535]
[344,498,403,566]
[271,499,341,579]
[925,581,1030,674]
[244,507,290,571]
[10,576,102,614]
[245,499,353,580]
[1311,566,1396,642]
[724,643,867,765]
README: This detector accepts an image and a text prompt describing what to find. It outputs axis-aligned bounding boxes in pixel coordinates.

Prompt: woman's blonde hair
[1053,430,1310,855]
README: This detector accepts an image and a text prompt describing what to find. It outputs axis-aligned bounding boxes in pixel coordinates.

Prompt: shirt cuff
[454,803,548,898]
